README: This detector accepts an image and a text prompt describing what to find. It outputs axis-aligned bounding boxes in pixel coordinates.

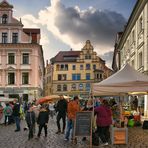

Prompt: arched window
[2,14,8,24]
[57,85,61,91]
[63,84,67,91]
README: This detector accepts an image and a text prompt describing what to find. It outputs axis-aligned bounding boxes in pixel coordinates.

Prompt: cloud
[100,51,114,68]
[17,0,127,68]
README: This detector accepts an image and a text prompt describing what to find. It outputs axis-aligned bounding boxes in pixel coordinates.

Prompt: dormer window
[2,14,8,24]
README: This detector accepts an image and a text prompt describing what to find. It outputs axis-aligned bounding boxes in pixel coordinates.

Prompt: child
[25,105,36,140]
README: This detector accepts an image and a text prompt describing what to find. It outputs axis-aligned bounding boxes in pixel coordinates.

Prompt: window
[96,73,102,79]
[72,65,76,70]
[22,72,29,84]
[12,33,18,43]
[139,17,143,32]
[8,53,15,64]
[2,32,7,43]
[2,14,8,24]
[57,64,68,71]
[131,60,135,68]
[85,54,91,59]
[8,72,15,85]
[132,30,135,43]
[79,83,83,90]
[86,83,90,91]
[63,84,67,91]
[139,52,143,68]
[71,84,76,90]
[80,65,83,70]
[22,53,29,64]
[57,85,61,91]
[58,74,67,80]
[86,64,90,70]
[93,65,96,70]
[72,74,81,80]
[86,73,90,80]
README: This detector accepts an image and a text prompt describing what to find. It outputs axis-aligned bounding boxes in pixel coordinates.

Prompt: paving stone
[0,117,148,148]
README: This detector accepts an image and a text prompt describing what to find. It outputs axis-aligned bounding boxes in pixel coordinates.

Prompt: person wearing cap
[55,95,67,134]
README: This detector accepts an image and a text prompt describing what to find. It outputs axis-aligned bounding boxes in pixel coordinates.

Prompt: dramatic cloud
[17,0,127,67]
[101,51,114,68]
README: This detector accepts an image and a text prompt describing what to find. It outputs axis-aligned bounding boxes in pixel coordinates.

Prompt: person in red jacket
[94,99,112,146]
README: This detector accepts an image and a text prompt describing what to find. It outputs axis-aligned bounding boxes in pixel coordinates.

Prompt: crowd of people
[0,95,119,146]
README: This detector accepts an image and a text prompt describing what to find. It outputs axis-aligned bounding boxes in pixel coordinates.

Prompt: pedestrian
[55,95,67,134]
[25,105,36,140]
[0,102,4,124]
[64,96,80,142]
[133,96,138,110]
[49,102,55,119]
[3,103,13,125]
[37,105,49,138]
[94,99,112,146]
[13,99,21,132]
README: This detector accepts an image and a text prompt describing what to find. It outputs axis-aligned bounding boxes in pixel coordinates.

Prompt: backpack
[6,107,12,115]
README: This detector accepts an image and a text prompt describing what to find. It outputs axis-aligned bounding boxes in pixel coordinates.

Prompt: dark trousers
[4,115,11,125]
[38,124,47,137]
[97,126,110,143]
[14,116,21,130]
[28,124,35,139]
[56,113,66,132]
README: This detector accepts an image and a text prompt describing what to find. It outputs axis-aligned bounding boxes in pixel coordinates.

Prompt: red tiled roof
[23,28,40,34]
[51,51,81,63]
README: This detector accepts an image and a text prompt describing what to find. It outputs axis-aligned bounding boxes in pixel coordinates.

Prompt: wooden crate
[111,127,128,144]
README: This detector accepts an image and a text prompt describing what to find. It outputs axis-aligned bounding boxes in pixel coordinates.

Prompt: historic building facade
[45,40,112,98]
[112,0,148,113]
[0,1,44,101]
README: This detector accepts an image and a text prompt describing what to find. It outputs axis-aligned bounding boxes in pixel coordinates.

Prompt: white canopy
[0,97,15,102]
[93,64,148,96]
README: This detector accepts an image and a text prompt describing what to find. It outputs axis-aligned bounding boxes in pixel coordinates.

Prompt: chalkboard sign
[75,111,92,136]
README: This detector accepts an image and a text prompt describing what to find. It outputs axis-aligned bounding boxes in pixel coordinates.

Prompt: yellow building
[45,40,112,98]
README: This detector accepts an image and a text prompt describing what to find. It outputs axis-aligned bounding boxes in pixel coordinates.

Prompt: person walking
[37,105,49,138]
[55,95,67,134]
[13,100,21,132]
[3,103,13,125]
[64,96,80,142]
[25,105,36,140]
[0,103,4,124]
[94,99,112,146]
[49,102,55,119]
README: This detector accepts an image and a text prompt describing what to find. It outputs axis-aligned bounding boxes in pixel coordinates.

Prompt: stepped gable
[0,0,13,8]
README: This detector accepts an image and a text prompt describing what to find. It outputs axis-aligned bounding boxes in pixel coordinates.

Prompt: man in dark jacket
[37,105,49,137]
[55,95,67,134]
[13,100,21,132]
[25,105,36,140]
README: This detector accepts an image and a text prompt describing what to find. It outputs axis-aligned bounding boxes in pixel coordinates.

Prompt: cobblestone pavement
[1,117,148,148]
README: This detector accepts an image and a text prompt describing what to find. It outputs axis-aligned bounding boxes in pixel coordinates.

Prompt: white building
[112,0,148,114]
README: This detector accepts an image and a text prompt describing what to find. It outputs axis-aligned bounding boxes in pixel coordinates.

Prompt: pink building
[0,1,44,102]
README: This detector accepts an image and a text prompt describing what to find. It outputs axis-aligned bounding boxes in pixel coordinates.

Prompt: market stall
[92,64,148,144]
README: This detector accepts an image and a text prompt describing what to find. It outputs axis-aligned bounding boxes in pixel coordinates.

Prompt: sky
[7,0,137,68]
